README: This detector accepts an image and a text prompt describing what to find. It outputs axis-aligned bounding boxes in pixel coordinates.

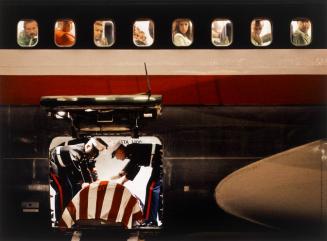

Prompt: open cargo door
[40,94,162,137]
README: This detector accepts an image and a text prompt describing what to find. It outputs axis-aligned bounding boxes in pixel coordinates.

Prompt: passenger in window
[111,143,163,227]
[133,21,154,46]
[251,20,272,46]
[212,21,232,46]
[55,20,75,47]
[133,25,147,45]
[17,20,38,47]
[172,19,193,46]
[291,19,311,46]
[94,21,109,46]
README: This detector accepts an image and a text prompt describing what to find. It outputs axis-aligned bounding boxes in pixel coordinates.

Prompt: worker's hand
[110,175,120,180]
[81,183,89,189]
[91,168,98,181]
[111,171,126,181]
[120,177,129,185]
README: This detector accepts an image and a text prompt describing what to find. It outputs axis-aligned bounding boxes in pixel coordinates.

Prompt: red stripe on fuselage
[0,75,326,105]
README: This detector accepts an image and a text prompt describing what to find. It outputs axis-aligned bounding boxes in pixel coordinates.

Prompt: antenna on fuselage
[144,62,151,98]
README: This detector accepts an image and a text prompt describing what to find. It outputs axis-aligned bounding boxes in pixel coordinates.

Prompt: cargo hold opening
[49,135,163,230]
[41,94,164,231]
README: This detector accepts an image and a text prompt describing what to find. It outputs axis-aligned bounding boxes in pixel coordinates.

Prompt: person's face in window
[139,31,146,42]
[212,22,220,32]
[298,20,310,33]
[178,21,189,35]
[134,26,146,43]
[133,26,140,38]
[24,21,38,38]
[254,22,263,35]
[94,23,103,41]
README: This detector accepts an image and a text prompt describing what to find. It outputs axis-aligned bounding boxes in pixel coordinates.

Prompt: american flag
[59,181,144,229]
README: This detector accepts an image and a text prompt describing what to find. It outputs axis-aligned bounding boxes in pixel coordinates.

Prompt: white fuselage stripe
[0,49,326,75]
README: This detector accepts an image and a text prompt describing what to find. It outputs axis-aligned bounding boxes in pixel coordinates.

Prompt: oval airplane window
[172,18,193,47]
[54,19,76,47]
[290,18,312,46]
[211,19,233,47]
[250,18,273,47]
[133,19,155,47]
[17,19,39,47]
[94,20,115,47]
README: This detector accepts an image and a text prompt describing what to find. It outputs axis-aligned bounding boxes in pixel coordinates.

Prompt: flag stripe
[107,184,124,222]
[66,201,77,222]
[116,189,132,223]
[88,183,98,219]
[122,196,138,226]
[95,181,109,219]
[100,183,116,220]
[58,218,68,228]
[79,186,89,219]
[72,189,81,220]
[60,181,143,229]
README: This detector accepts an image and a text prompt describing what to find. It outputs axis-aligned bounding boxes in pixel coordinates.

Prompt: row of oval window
[17,18,312,48]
